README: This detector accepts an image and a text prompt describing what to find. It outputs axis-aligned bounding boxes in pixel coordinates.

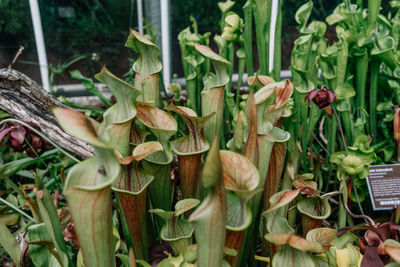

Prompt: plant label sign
[367,164,400,210]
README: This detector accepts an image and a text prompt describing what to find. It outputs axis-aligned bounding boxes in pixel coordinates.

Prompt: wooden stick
[0,68,94,158]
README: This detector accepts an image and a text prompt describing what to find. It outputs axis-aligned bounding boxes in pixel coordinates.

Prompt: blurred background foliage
[0,0,389,83]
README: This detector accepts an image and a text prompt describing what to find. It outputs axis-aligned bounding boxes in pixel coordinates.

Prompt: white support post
[269,0,279,73]
[29,0,50,91]
[137,0,144,34]
[160,0,171,86]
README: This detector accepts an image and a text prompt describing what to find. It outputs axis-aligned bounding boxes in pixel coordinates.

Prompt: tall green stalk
[236,48,246,106]
[272,0,283,81]
[253,0,271,75]
[243,0,254,76]
[355,50,368,116]
[369,58,379,142]
[368,0,382,32]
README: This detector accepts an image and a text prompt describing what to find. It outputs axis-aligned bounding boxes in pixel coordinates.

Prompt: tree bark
[0,68,94,158]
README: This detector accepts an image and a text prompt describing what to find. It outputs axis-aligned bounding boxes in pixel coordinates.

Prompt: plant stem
[273,0,283,81]
[293,118,331,156]
[355,51,368,117]
[18,128,63,192]
[227,43,234,93]
[243,0,254,76]
[236,56,246,106]
[331,104,348,154]
[368,0,382,32]
[341,194,376,226]
[159,72,169,109]
[195,65,203,115]
[332,104,367,223]
[338,196,347,229]
[370,58,379,142]
[351,176,369,224]
[253,0,270,75]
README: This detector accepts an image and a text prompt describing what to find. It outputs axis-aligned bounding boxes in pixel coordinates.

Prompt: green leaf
[195,43,230,89]
[115,141,163,164]
[150,202,196,254]
[306,228,337,252]
[0,212,19,226]
[265,234,323,253]
[144,162,173,215]
[333,232,357,249]
[243,89,259,165]
[169,105,213,155]
[0,194,20,225]
[371,36,395,55]
[383,239,400,263]
[126,29,162,106]
[307,21,327,36]
[297,196,331,220]
[247,75,275,87]
[136,103,177,146]
[335,84,356,100]
[28,224,63,267]
[112,142,161,259]
[201,86,225,144]
[218,0,235,14]
[113,164,154,195]
[116,254,130,267]
[175,199,200,216]
[0,220,21,267]
[64,147,120,266]
[272,246,317,267]
[135,104,177,212]
[136,259,152,267]
[326,13,345,25]
[189,138,227,267]
[295,1,313,29]
[70,69,112,107]
[0,151,55,177]
[335,244,362,267]
[264,189,300,214]
[36,187,72,267]
[220,150,259,194]
[269,127,291,142]
[105,121,132,158]
[158,254,184,267]
[264,142,287,210]
[264,212,293,234]
[125,29,162,79]
[95,66,141,125]
[230,111,245,152]
[255,81,294,135]
[52,107,110,148]
[385,262,400,267]
[330,151,346,165]
[254,82,282,106]
[161,219,194,242]
[168,106,213,198]
[226,193,252,231]
[194,44,230,144]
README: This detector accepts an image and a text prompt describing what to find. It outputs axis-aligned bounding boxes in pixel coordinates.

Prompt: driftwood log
[0,68,94,158]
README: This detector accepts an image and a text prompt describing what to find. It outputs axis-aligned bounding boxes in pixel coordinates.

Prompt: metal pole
[160,0,171,86]
[269,0,279,73]
[137,0,144,34]
[28,0,50,91]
